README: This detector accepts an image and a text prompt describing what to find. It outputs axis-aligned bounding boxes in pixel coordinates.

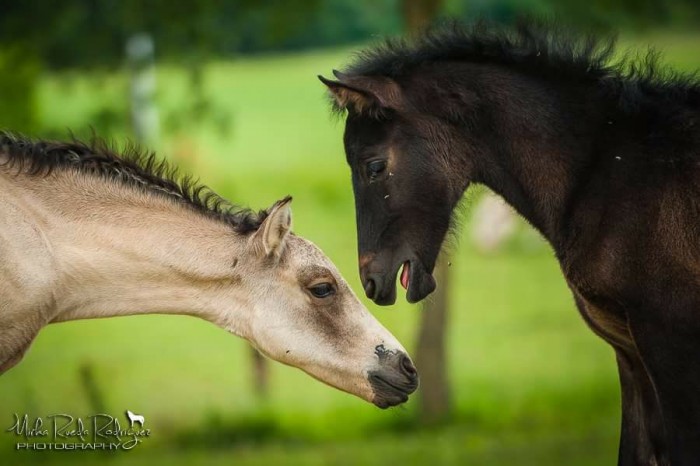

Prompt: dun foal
[0,134,418,408]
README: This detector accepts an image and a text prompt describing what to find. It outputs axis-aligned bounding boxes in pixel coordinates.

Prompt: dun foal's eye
[308,283,336,299]
[366,160,387,179]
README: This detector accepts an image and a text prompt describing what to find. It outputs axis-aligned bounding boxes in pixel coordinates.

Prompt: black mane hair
[340,19,700,114]
[0,132,268,234]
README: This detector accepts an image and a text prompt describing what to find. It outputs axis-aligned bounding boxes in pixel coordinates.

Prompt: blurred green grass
[2,32,699,464]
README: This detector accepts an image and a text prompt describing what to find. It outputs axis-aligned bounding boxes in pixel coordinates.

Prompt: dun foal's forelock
[0,133,418,408]
[321,20,700,464]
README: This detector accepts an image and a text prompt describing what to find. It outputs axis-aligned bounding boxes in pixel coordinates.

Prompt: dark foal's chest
[569,285,634,350]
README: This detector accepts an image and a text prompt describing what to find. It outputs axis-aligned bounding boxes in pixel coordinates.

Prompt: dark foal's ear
[318,70,402,115]
[252,196,292,259]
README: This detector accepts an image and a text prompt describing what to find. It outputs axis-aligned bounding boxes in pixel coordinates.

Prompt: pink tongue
[400,262,410,290]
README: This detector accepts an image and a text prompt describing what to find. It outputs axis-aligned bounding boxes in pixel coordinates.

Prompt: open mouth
[400,261,410,290]
[362,256,437,305]
[397,259,436,304]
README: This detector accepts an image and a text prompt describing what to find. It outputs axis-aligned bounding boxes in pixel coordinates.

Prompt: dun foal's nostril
[400,354,418,380]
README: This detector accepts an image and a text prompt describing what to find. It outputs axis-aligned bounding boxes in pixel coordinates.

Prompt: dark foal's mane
[0,132,267,233]
[337,20,700,119]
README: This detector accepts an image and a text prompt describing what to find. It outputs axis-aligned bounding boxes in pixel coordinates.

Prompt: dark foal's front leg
[629,314,700,466]
[616,349,669,466]
[570,293,668,464]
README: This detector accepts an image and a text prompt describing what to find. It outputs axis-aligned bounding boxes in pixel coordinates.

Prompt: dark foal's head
[319,71,471,305]
[320,21,700,308]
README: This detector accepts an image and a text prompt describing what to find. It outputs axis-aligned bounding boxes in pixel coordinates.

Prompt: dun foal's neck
[26,173,251,336]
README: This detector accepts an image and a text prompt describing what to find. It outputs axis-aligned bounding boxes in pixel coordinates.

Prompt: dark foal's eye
[366,160,387,179]
[308,283,336,299]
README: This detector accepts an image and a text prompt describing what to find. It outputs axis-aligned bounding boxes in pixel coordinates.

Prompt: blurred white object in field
[471,192,517,254]
[127,33,159,146]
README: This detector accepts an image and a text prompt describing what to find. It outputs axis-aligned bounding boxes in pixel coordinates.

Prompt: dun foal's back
[0,134,418,408]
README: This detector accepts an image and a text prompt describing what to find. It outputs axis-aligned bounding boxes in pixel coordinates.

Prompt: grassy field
[2,31,699,465]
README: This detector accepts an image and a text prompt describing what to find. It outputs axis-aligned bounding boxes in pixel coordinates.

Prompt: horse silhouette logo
[126,410,145,428]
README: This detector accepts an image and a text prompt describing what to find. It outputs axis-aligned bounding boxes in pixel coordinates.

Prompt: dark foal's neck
[445,64,608,250]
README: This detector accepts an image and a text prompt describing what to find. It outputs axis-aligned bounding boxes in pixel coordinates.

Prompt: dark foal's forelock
[0,132,267,233]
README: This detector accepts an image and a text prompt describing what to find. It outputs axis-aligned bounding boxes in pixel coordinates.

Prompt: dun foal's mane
[0,132,267,233]
[338,20,700,116]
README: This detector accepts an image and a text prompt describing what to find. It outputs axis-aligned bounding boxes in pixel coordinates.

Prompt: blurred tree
[250,347,270,400]
[79,362,106,414]
[402,0,452,425]
[416,253,452,424]
[403,0,443,31]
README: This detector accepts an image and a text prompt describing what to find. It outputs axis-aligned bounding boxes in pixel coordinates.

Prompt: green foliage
[2,0,698,72]
[551,0,700,30]
[446,0,700,30]
[0,47,39,132]
[0,0,401,70]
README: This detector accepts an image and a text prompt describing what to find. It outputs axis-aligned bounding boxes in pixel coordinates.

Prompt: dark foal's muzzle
[360,251,437,305]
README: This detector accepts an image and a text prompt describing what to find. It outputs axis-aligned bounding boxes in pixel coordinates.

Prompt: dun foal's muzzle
[368,347,419,409]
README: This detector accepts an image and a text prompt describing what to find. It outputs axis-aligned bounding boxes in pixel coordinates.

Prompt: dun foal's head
[319,71,469,305]
[239,197,418,408]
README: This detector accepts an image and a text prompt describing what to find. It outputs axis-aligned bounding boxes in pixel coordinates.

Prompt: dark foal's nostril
[400,354,417,380]
[364,278,376,300]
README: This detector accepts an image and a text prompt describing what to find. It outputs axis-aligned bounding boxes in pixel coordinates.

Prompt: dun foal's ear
[318,70,402,115]
[253,196,293,259]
